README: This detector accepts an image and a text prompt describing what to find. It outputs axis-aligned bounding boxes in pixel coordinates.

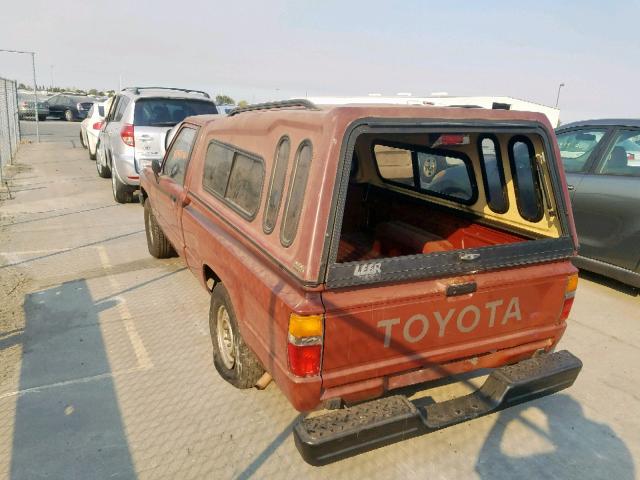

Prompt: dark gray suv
[556,119,640,288]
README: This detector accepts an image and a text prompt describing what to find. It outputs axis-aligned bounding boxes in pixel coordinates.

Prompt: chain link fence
[0,77,21,183]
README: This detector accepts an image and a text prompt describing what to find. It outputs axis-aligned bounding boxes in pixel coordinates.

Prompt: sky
[1,0,639,123]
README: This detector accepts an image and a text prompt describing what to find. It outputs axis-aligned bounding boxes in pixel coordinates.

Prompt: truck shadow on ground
[9,279,137,479]
[475,394,635,479]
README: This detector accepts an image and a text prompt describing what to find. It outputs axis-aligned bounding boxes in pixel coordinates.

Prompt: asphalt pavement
[19,118,82,144]
[0,122,638,480]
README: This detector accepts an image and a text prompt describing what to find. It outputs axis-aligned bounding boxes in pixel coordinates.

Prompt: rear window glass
[509,137,544,222]
[373,143,476,204]
[202,141,264,219]
[134,99,218,127]
[263,137,291,234]
[281,142,313,246]
[98,105,105,116]
[478,136,509,213]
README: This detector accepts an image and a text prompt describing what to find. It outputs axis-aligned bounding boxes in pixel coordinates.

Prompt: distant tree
[88,88,98,96]
[18,83,31,90]
[237,100,249,108]
[216,94,235,105]
[106,90,116,97]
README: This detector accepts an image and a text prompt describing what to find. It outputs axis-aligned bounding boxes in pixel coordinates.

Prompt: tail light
[120,124,135,147]
[627,153,635,161]
[287,314,323,377]
[559,273,578,321]
[93,121,103,130]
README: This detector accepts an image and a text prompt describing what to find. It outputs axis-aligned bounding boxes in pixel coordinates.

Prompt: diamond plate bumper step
[294,350,582,466]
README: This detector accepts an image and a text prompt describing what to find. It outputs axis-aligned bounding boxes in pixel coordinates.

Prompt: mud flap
[294,350,582,466]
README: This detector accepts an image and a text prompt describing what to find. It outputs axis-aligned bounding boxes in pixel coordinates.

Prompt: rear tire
[38,115,46,121]
[144,200,175,258]
[209,284,264,389]
[80,131,87,148]
[65,109,74,122]
[111,166,134,203]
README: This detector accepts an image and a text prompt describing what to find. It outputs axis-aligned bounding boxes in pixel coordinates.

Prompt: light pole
[555,82,565,109]
[0,48,40,142]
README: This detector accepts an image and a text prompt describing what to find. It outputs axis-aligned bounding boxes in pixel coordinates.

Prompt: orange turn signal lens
[289,314,323,338]
[566,273,579,297]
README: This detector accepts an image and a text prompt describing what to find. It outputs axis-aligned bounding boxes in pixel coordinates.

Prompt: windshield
[134,98,218,127]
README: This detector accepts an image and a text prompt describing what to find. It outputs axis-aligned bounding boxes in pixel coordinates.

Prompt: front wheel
[209,284,264,389]
[64,109,74,122]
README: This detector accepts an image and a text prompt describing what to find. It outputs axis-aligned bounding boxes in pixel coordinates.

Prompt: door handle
[567,184,575,191]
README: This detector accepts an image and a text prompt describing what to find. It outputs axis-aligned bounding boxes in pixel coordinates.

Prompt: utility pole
[0,48,40,142]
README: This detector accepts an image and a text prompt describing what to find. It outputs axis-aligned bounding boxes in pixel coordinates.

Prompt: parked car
[80,98,113,159]
[96,87,218,203]
[216,104,236,115]
[140,100,582,465]
[47,93,95,121]
[17,92,49,121]
[556,119,640,288]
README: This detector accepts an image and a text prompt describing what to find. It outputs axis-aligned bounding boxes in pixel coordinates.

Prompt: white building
[303,94,561,127]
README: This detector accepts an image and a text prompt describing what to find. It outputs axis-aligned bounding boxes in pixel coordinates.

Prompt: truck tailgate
[320,261,574,389]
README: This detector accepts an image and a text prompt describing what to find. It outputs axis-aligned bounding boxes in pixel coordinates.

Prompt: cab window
[373,142,476,204]
[556,129,606,173]
[508,137,543,222]
[162,126,197,185]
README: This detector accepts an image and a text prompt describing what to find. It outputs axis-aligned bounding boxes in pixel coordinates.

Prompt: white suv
[96,87,218,202]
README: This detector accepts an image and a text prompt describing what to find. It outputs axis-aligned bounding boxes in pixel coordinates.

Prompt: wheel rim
[216,305,235,370]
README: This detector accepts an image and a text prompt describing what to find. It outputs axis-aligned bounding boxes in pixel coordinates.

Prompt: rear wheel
[79,131,87,148]
[209,284,264,389]
[111,166,134,203]
[64,109,74,122]
[38,115,46,121]
[144,200,175,258]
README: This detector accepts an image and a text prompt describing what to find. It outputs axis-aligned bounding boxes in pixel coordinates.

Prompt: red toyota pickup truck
[139,100,582,465]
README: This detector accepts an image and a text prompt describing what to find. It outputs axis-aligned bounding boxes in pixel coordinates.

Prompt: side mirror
[151,158,162,177]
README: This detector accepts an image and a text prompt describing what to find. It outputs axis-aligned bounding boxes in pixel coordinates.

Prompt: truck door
[153,125,198,252]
